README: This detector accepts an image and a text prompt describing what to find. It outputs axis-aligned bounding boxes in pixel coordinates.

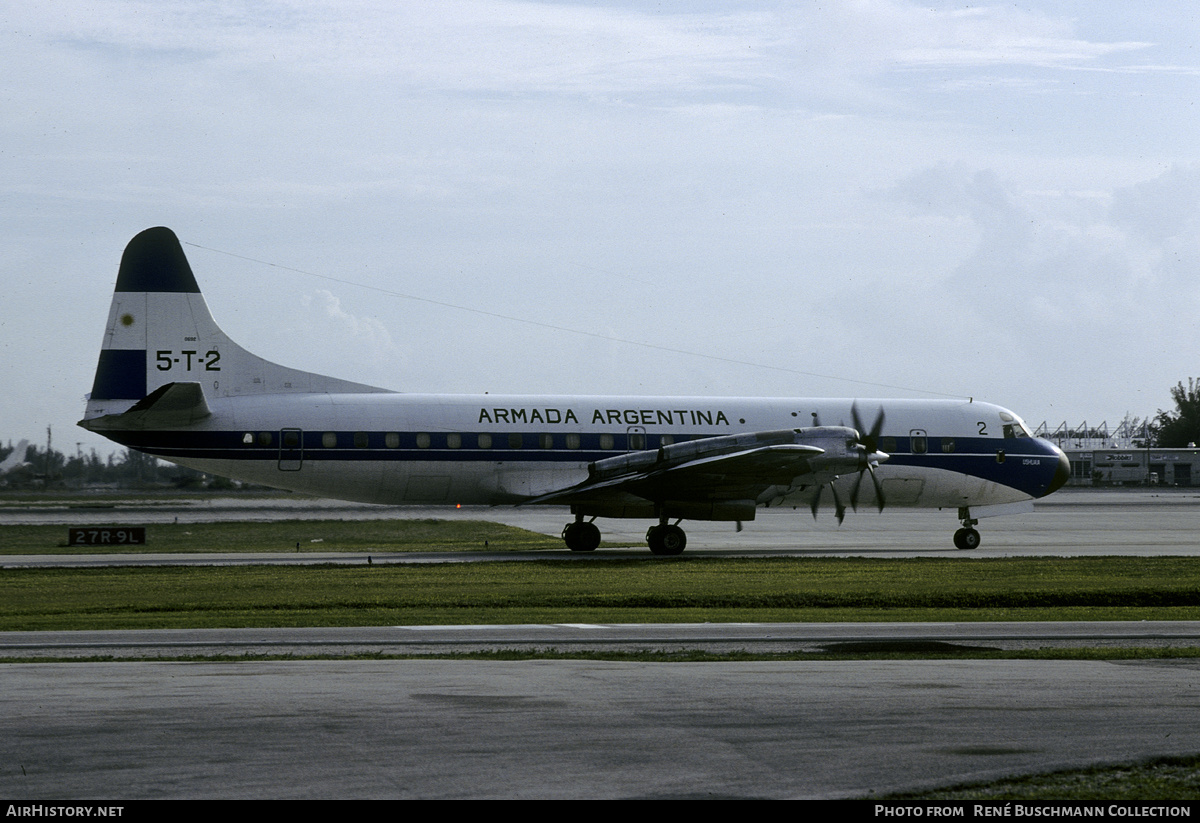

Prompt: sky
[4,1,1200,458]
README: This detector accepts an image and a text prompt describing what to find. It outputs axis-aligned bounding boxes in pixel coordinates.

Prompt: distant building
[1061,446,1199,487]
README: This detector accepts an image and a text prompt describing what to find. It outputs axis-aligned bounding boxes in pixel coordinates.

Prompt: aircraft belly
[170,458,390,504]
[375,460,589,506]
[897,464,1033,508]
[495,464,589,501]
[769,464,1034,512]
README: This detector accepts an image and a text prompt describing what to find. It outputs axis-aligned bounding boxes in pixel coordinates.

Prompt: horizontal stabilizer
[80,382,211,432]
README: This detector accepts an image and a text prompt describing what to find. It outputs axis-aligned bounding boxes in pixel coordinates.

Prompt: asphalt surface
[3,489,1200,799]
[3,621,1200,658]
[5,658,1200,799]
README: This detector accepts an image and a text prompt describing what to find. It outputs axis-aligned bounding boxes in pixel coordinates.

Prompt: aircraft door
[909,429,927,455]
[279,428,303,471]
[626,426,647,451]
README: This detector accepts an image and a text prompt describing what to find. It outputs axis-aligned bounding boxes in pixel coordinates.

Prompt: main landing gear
[953,507,981,550]
[562,517,601,552]
[561,516,689,555]
[646,522,686,556]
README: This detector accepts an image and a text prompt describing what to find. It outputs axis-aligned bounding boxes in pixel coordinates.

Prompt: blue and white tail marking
[84,226,388,423]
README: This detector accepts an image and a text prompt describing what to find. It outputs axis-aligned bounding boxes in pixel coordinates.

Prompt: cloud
[872,161,1200,416]
[300,289,406,380]
[1111,164,1200,243]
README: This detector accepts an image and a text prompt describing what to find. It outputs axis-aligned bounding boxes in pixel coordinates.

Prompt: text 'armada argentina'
[478,408,731,427]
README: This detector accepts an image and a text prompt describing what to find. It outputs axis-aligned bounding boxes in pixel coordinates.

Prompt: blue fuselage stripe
[107,428,1063,497]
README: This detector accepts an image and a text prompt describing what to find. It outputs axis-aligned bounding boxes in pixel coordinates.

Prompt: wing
[526,427,867,508]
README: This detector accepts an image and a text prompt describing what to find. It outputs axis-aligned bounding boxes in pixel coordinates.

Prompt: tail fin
[81,227,389,425]
[0,440,30,474]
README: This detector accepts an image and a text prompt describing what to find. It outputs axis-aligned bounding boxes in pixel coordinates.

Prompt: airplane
[0,440,30,475]
[79,227,1071,554]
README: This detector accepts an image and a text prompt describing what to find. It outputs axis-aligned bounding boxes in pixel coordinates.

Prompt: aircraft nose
[1041,448,1071,497]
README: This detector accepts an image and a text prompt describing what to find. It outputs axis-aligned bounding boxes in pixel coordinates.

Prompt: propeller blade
[851,401,865,442]
[850,401,886,453]
[831,483,845,525]
[871,410,885,444]
[849,401,887,514]
[868,463,886,513]
[850,468,865,511]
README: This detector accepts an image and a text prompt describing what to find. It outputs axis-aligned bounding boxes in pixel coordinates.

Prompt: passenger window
[660,434,674,447]
[416,433,431,448]
[257,432,272,446]
[354,432,369,448]
[911,436,927,454]
[539,434,554,449]
[447,433,462,449]
[478,433,493,449]
[385,433,400,448]
[508,433,522,449]
[941,439,955,453]
[242,432,254,445]
[599,434,615,450]
[281,431,300,449]
[322,432,337,448]
[565,433,581,449]
[629,433,646,450]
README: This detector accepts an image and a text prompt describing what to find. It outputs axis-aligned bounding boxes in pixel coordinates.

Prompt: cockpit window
[1003,422,1032,438]
[999,411,1032,438]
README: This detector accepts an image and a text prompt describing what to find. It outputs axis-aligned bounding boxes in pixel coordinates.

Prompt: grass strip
[3,556,1200,630]
[0,519,570,554]
[880,754,1200,801]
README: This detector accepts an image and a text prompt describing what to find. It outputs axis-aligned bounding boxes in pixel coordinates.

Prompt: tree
[1154,379,1200,447]
[1115,412,1151,447]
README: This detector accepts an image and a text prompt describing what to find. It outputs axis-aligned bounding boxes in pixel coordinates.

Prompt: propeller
[849,402,887,514]
[809,402,888,524]
[810,480,847,524]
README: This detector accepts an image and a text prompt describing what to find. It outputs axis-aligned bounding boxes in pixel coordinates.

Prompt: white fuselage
[117,391,1063,514]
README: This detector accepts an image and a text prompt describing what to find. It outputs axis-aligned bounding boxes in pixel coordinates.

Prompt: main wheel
[953,527,981,550]
[562,521,601,552]
[647,524,687,556]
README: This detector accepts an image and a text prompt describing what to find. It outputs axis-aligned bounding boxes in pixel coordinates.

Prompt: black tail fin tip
[116,227,200,294]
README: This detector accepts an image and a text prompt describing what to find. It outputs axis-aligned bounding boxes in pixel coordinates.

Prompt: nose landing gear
[954,507,981,550]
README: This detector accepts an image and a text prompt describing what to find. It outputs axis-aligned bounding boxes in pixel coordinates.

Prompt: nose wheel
[954,507,981,549]
[953,527,981,550]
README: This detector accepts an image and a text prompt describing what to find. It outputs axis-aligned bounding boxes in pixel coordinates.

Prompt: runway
[5,657,1200,799]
